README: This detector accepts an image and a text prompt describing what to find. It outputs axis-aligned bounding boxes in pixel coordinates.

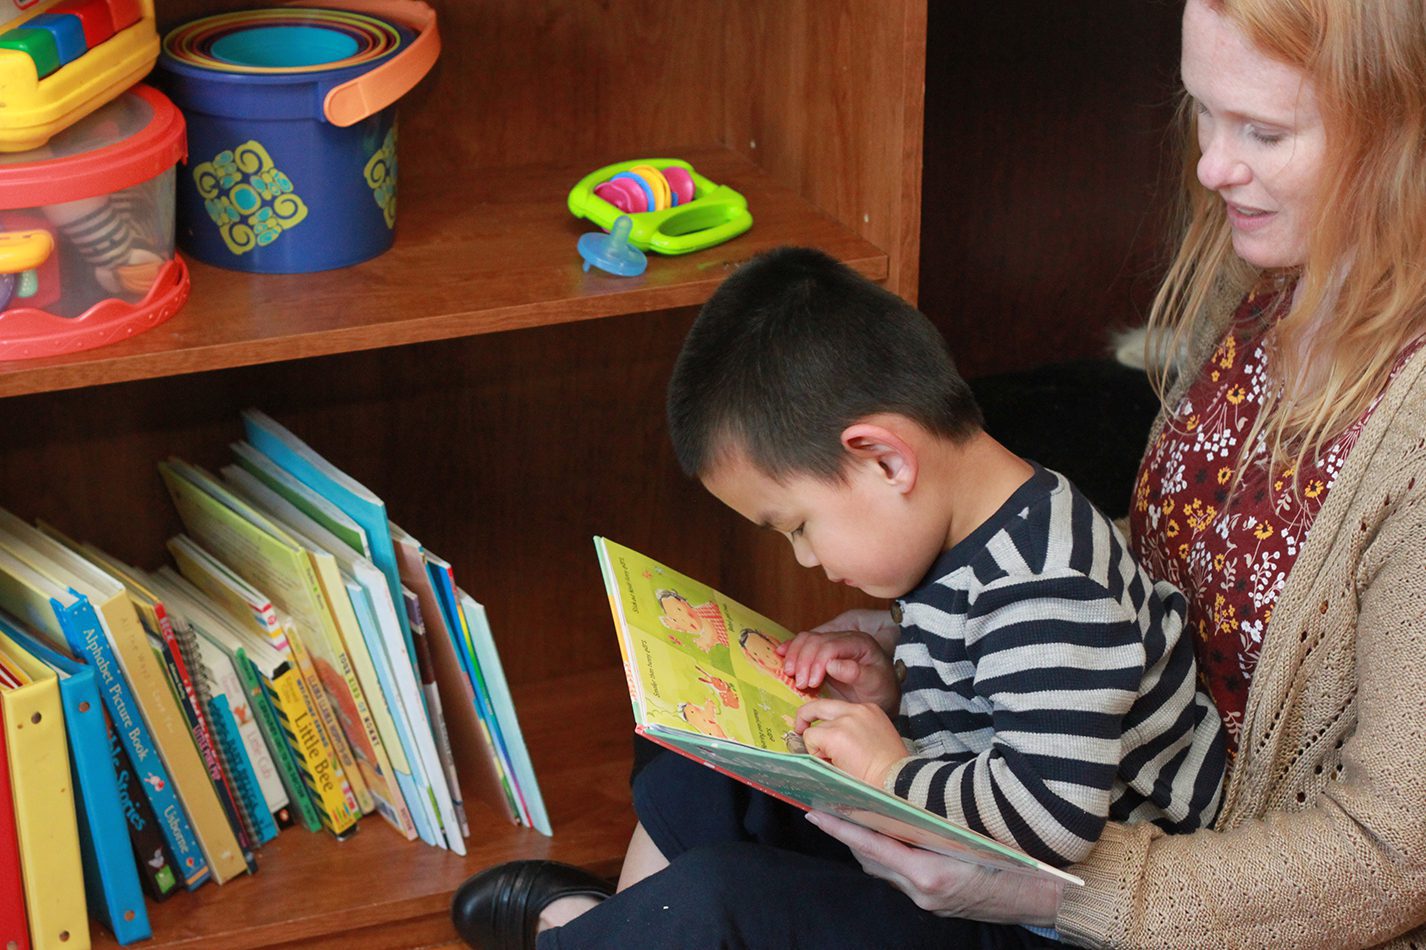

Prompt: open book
[595,536,1083,886]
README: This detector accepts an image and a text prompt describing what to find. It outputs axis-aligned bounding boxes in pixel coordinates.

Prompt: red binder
[0,696,33,950]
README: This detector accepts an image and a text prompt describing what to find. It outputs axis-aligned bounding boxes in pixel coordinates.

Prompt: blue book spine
[429,570,520,796]
[241,416,414,648]
[0,618,154,943]
[54,594,211,889]
[465,606,552,836]
[207,694,278,845]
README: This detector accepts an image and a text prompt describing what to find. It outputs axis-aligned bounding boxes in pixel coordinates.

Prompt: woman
[455,1,1426,945]
[817,0,1426,944]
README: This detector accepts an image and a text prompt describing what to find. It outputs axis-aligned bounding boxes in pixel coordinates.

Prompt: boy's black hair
[667,246,983,481]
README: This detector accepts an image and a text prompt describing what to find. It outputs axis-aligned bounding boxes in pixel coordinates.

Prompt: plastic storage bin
[156,0,439,274]
[0,82,189,360]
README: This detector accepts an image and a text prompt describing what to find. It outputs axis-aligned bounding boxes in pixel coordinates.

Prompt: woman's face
[1181,0,1326,269]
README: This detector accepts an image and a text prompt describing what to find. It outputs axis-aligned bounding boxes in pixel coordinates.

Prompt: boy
[453,246,1225,947]
[666,245,1226,868]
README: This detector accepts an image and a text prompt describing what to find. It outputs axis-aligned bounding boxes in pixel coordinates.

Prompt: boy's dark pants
[537,750,1059,949]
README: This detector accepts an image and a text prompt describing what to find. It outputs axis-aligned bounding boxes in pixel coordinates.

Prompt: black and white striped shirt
[890,465,1226,868]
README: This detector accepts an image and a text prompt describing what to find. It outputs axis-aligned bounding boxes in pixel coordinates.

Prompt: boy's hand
[795,699,907,788]
[780,628,900,712]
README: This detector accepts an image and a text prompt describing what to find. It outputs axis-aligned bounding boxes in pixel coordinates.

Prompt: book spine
[204,644,288,824]
[236,652,320,833]
[406,592,468,838]
[66,608,211,888]
[445,582,526,824]
[317,593,415,837]
[153,630,254,860]
[286,630,368,817]
[104,707,179,902]
[260,656,359,838]
[207,695,278,845]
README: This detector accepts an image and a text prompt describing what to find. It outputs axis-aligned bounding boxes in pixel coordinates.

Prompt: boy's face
[701,446,941,600]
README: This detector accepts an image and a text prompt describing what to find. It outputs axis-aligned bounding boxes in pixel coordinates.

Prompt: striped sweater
[888,464,1226,867]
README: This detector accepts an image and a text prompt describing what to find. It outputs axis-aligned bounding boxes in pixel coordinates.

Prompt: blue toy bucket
[157,1,439,273]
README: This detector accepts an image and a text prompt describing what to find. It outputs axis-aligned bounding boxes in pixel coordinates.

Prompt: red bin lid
[0,84,187,209]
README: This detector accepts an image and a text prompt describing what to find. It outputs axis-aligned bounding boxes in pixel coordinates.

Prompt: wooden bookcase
[0,1,923,945]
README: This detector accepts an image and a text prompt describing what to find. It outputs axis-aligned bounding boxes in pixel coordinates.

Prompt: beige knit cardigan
[1055,289,1426,949]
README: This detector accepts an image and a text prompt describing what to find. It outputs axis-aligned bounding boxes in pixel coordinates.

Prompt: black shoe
[451,860,614,949]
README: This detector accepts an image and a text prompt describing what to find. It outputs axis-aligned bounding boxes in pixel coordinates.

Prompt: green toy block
[0,28,61,79]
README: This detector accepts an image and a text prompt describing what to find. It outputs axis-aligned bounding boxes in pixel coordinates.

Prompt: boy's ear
[840,422,918,493]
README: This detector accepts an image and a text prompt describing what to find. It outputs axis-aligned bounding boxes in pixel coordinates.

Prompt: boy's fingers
[793,697,843,731]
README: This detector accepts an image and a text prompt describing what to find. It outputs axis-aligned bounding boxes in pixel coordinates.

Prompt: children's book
[218,463,424,842]
[102,706,181,903]
[239,410,412,651]
[147,570,323,835]
[402,589,469,839]
[389,527,517,830]
[159,459,382,818]
[0,515,248,885]
[456,592,551,836]
[594,537,1084,887]
[0,540,213,891]
[160,537,363,838]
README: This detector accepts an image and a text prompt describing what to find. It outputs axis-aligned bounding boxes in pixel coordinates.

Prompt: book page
[597,538,819,753]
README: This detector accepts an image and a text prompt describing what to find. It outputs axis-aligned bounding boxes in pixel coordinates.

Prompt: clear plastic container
[0,83,188,359]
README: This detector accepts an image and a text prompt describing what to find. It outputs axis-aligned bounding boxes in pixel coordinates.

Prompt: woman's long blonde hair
[1149,0,1426,479]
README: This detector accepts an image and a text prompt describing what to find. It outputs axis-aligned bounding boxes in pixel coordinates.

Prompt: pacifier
[577,214,647,276]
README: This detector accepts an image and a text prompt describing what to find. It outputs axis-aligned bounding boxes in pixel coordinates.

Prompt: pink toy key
[662,166,695,206]
[595,178,647,213]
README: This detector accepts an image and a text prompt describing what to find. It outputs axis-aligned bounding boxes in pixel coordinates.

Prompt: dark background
[920,2,1185,516]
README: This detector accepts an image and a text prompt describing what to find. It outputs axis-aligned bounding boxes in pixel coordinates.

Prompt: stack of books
[0,409,548,948]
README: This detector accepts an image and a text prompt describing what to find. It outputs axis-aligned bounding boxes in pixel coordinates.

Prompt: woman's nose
[1197,134,1251,191]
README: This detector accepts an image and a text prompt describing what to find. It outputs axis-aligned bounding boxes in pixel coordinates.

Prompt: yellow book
[0,628,91,950]
[284,623,363,821]
[264,622,359,838]
[0,515,249,885]
[159,459,379,816]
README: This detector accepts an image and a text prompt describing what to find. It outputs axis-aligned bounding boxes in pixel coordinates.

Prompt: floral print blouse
[1129,281,1421,752]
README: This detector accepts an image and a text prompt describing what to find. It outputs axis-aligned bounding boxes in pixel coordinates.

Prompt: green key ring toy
[567,158,753,256]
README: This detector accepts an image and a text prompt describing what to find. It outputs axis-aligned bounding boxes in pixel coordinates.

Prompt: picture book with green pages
[594,537,1083,886]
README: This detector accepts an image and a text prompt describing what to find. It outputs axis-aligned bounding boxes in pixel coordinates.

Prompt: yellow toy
[0,0,160,151]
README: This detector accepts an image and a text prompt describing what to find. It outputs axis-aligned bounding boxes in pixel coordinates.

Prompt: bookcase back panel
[155,0,924,296]
[0,311,773,686]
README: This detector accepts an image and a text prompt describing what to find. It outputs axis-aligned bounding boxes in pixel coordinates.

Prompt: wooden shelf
[0,146,887,398]
[5,1,925,946]
[91,668,636,949]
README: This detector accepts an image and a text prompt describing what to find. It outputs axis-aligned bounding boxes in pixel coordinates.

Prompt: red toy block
[50,0,116,47]
[102,0,140,31]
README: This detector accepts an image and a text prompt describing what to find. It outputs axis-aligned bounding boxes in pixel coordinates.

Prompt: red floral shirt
[1130,282,1421,752]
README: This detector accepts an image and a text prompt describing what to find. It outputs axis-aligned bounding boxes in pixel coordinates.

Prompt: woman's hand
[806,811,1066,927]
[803,608,901,653]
